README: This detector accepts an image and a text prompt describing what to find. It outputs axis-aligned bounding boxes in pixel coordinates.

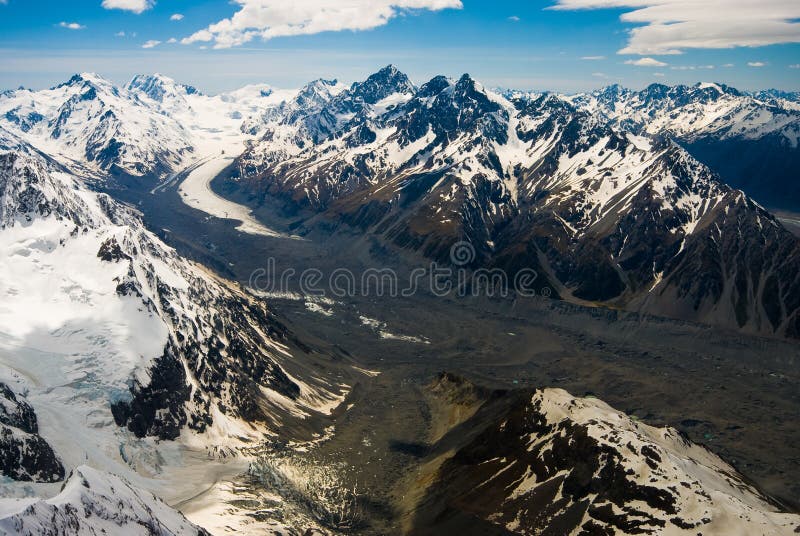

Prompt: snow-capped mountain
[0,73,194,181]
[229,67,800,337]
[412,373,800,535]
[751,89,800,111]
[0,73,294,185]
[568,82,800,210]
[238,65,414,167]
[0,147,348,495]
[128,73,204,102]
[569,82,799,143]
[0,465,209,536]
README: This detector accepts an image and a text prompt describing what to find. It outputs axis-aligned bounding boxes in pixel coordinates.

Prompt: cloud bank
[182,0,463,49]
[551,0,800,55]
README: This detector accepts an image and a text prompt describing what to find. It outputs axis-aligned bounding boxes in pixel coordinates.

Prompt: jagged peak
[298,77,341,95]
[643,82,670,92]
[417,75,453,98]
[292,78,344,108]
[373,64,404,79]
[752,88,800,101]
[0,465,207,535]
[522,91,577,115]
[350,64,416,104]
[454,73,479,92]
[597,83,630,96]
[692,81,743,97]
[453,73,490,96]
[127,73,187,102]
[56,72,112,90]
[129,72,176,86]
[306,77,339,88]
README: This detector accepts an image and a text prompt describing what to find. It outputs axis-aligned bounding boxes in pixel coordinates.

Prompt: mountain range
[568,82,800,211]
[0,67,798,534]
[227,66,800,338]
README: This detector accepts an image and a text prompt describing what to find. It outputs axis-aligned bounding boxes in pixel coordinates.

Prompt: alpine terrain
[0,66,797,535]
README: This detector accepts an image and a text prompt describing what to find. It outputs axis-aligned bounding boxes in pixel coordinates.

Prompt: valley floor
[107,159,800,533]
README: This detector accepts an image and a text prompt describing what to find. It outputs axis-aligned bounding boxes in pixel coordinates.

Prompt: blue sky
[0,0,798,94]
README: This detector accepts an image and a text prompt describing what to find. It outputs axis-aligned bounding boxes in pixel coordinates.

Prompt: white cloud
[167,37,178,43]
[722,63,735,67]
[653,72,665,77]
[592,72,608,78]
[669,64,714,70]
[59,22,86,30]
[747,61,766,67]
[142,40,161,49]
[790,64,800,69]
[551,0,800,55]
[115,31,126,37]
[625,57,667,67]
[101,0,154,14]
[581,55,606,60]
[182,0,463,49]
[508,15,520,22]
[170,13,184,21]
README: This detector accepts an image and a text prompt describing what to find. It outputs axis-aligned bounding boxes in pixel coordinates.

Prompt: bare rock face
[0,383,64,483]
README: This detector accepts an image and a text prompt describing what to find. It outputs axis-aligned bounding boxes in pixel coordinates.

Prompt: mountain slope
[125,73,294,157]
[237,65,417,181]
[407,374,800,535]
[0,382,64,484]
[0,465,209,536]
[0,147,350,493]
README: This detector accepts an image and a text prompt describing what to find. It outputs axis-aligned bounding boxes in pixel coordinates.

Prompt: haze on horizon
[0,0,798,94]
